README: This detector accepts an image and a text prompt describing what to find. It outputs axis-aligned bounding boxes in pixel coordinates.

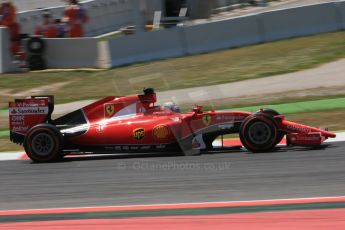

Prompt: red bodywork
[9,91,336,155]
[279,118,335,146]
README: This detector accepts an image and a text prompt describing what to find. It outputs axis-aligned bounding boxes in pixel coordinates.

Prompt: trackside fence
[2,1,345,72]
[105,1,345,68]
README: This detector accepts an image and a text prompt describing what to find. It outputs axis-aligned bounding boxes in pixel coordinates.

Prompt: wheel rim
[31,42,41,50]
[31,133,54,156]
[247,121,272,145]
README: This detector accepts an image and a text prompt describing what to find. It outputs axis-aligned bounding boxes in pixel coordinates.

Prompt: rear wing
[9,96,54,144]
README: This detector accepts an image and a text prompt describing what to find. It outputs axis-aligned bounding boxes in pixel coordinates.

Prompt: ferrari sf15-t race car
[9,88,336,162]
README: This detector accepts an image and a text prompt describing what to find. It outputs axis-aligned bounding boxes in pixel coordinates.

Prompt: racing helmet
[163,102,181,113]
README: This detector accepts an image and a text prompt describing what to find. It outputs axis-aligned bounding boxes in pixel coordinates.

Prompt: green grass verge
[0,130,9,139]
[231,97,345,114]
[2,31,345,108]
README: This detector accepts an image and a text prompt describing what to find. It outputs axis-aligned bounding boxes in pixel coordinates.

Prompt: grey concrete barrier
[12,0,75,12]
[18,7,65,35]
[108,28,185,67]
[17,11,39,35]
[261,2,340,42]
[183,15,261,54]
[337,1,345,29]
[16,0,135,37]
[3,1,344,73]
[98,40,111,69]
[44,38,99,68]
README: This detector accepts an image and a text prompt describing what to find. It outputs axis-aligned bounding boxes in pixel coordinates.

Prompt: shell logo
[153,125,170,139]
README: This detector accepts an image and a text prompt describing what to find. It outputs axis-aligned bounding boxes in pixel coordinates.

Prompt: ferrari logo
[202,115,212,126]
[133,128,145,140]
[105,104,115,118]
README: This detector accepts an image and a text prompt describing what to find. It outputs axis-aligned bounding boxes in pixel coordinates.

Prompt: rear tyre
[255,108,280,117]
[24,124,64,163]
[240,114,278,153]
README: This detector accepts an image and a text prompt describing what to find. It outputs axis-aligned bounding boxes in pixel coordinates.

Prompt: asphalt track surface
[0,142,344,211]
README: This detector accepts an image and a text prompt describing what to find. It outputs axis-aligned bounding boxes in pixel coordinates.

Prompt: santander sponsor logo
[9,107,48,115]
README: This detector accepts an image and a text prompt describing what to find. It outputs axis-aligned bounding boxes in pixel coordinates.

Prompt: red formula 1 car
[9,88,336,162]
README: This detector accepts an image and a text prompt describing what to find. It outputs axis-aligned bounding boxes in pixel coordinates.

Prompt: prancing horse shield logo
[202,115,212,126]
[105,104,115,118]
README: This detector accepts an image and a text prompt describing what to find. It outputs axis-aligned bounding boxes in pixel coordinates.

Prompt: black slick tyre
[240,114,278,153]
[24,124,64,163]
[27,37,45,54]
[255,109,285,145]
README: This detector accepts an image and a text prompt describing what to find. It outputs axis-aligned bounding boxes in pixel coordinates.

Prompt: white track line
[1,195,345,214]
[325,132,345,143]
[0,152,23,161]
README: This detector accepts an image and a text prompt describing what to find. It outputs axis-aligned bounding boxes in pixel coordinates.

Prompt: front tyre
[24,124,64,163]
[240,115,278,153]
[255,109,285,145]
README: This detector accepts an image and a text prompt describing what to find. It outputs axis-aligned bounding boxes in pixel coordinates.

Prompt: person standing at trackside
[54,19,67,38]
[0,0,15,27]
[34,9,58,38]
[63,0,89,37]
[0,0,26,64]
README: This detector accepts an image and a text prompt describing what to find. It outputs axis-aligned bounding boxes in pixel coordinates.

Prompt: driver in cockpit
[163,102,181,113]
